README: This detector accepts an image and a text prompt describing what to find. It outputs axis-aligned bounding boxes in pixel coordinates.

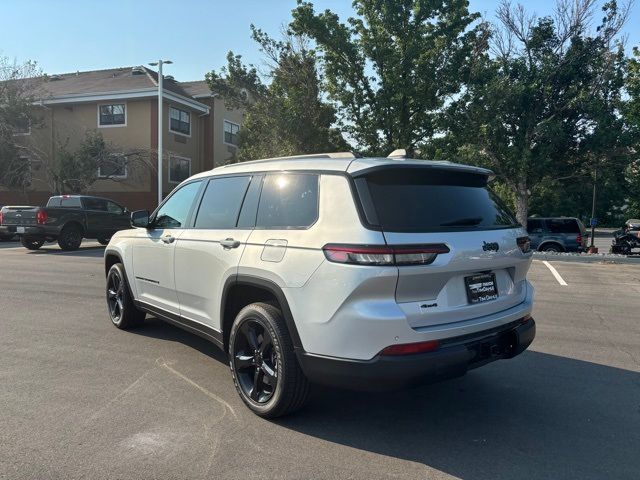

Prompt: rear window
[356,168,518,232]
[546,219,581,234]
[47,196,82,208]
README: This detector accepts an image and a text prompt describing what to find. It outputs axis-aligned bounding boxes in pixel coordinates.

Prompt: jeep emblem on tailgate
[482,241,499,252]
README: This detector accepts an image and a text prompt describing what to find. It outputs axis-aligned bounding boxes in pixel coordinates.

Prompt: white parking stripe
[542,261,568,286]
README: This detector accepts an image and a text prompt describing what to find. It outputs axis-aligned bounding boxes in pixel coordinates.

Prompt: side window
[154,181,202,229]
[256,174,319,228]
[83,198,108,211]
[527,219,543,233]
[106,201,123,215]
[547,219,579,234]
[194,176,251,229]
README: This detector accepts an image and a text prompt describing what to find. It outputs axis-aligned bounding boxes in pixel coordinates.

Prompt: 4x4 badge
[482,241,499,252]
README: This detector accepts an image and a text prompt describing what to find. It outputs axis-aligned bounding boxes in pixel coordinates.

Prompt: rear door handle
[161,235,175,244]
[220,238,240,249]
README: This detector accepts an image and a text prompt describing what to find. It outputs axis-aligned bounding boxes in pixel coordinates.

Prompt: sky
[2,0,639,82]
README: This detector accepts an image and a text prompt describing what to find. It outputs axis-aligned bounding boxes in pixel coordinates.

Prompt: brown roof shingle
[33,66,211,100]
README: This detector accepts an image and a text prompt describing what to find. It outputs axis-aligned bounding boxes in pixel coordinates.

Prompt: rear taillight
[322,244,450,266]
[516,236,531,253]
[36,209,47,225]
[380,340,440,356]
[0,211,3,225]
[576,234,582,245]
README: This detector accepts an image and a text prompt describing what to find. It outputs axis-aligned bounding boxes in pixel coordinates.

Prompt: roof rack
[224,152,357,168]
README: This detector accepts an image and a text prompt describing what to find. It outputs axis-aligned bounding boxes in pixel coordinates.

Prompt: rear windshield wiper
[440,217,483,227]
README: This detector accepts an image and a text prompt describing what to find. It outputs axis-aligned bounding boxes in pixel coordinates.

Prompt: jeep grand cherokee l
[104,152,535,418]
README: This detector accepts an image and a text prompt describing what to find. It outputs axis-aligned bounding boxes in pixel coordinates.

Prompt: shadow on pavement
[133,317,228,364]
[25,245,106,257]
[129,318,639,479]
[279,351,639,480]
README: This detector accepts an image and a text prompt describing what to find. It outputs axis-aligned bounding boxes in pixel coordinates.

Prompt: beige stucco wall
[161,100,203,194]
[211,97,243,167]
[2,94,243,208]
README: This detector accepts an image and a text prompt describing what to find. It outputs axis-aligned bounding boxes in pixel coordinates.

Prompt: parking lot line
[542,260,568,286]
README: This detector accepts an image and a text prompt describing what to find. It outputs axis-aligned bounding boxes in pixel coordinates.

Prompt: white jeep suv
[104,152,535,417]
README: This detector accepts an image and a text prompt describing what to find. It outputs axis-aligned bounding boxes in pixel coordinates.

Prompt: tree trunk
[515,184,528,226]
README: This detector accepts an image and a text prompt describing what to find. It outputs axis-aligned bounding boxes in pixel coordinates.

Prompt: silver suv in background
[527,217,587,252]
[104,152,536,418]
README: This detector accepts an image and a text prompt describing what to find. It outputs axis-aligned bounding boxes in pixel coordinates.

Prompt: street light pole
[589,167,598,253]
[149,59,172,206]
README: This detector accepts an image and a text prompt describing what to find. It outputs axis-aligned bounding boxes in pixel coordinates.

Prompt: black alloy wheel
[232,319,278,403]
[106,267,125,324]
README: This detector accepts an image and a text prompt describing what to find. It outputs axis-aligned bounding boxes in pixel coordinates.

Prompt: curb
[533,251,640,265]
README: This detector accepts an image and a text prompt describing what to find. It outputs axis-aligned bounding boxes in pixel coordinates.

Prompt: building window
[224,120,240,146]
[99,104,126,126]
[169,107,190,136]
[98,154,127,179]
[13,116,31,136]
[169,155,191,184]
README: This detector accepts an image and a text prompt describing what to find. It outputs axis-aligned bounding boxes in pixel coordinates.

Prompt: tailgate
[353,165,531,329]
[1,206,39,226]
[384,229,530,328]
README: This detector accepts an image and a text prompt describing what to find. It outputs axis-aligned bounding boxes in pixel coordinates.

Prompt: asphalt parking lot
[0,242,638,480]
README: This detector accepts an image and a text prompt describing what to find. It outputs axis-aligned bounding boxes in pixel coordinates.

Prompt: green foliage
[0,57,41,189]
[206,27,349,161]
[434,0,631,224]
[290,0,487,156]
[55,131,109,193]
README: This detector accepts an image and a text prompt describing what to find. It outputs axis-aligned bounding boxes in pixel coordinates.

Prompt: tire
[613,242,631,255]
[97,237,110,246]
[21,236,44,250]
[229,302,309,418]
[106,263,145,329]
[541,243,563,253]
[58,225,83,251]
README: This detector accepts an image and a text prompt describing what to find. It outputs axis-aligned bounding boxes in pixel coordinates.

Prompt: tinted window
[546,219,580,234]
[194,176,251,229]
[83,198,108,211]
[256,174,318,228]
[154,181,202,228]
[527,219,544,233]
[359,169,517,232]
[106,201,123,215]
[47,196,82,208]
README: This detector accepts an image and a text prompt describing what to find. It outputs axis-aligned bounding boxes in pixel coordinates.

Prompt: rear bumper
[0,225,47,237]
[297,316,535,391]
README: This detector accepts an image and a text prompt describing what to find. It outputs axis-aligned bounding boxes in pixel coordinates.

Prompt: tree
[0,57,42,189]
[435,0,631,224]
[624,47,640,220]
[206,27,349,161]
[290,0,488,156]
[43,130,153,194]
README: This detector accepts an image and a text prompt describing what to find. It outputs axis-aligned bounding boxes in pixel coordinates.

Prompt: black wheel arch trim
[221,275,303,351]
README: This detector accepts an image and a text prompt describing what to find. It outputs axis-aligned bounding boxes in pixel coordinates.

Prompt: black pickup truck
[0,195,130,251]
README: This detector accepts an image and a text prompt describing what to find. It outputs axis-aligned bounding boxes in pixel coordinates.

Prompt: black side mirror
[131,209,150,228]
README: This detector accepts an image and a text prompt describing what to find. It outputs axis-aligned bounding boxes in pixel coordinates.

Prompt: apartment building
[0,66,243,210]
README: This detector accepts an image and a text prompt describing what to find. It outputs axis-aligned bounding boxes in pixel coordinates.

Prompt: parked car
[0,195,130,251]
[104,152,536,418]
[526,217,587,252]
